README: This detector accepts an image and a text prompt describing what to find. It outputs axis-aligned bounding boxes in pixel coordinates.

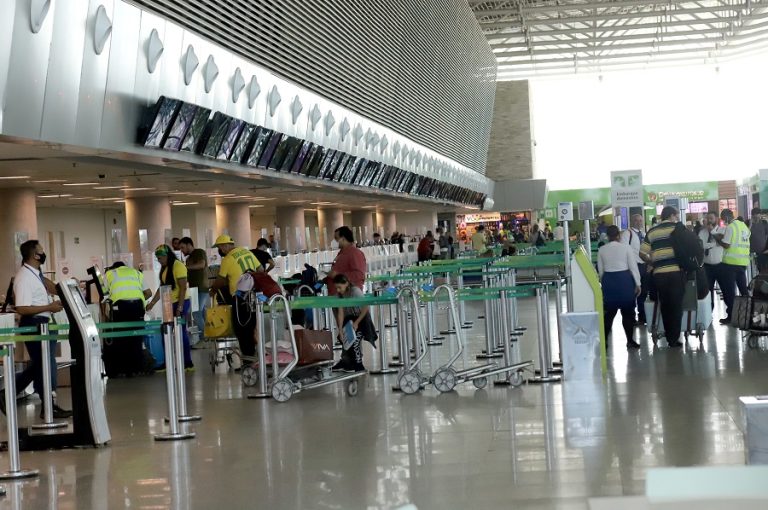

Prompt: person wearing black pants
[720,263,748,319]
[233,295,256,358]
[640,206,685,347]
[700,212,727,310]
[107,299,146,376]
[599,226,642,349]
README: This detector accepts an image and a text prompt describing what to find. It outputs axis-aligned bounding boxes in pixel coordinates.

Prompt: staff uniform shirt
[597,241,641,286]
[471,232,486,252]
[620,227,645,265]
[640,220,680,274]
[14,264,51,318]
[699,226,725,265]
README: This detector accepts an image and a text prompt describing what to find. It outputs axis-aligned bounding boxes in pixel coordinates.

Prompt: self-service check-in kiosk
[18,279,110,450]
[86,265,108,305]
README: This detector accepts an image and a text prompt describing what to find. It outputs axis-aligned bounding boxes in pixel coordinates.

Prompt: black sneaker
[343,362,366,373]
[626,341,641,349]
[719,317,731,325]
[668,340,683,348]
[332,360,349,372]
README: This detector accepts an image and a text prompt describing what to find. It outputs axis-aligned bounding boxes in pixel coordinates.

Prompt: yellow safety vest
[723,219,751,267]
[106,266,146,303]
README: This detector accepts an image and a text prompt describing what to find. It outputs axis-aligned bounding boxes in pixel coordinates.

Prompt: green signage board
[644,181,719,203]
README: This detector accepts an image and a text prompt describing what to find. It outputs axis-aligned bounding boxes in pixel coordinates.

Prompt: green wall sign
[644,181,719,203]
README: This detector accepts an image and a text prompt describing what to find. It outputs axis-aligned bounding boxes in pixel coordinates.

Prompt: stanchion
[155,320,195,441]
[457,273,473,329]
[494,290,515,386]
[0,344,39,479]
[563,221,574,312]
[370,292,398,375]
[478,282,502,359]
[529,287,561,384]
[439,272,456,335]
[171,317,201,422]
[392,292,412,391]
[30,323,66,430]
[247,300,271,397]
[552,278,565,367]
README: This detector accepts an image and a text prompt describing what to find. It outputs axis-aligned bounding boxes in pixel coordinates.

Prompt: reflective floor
[0,297,763,510]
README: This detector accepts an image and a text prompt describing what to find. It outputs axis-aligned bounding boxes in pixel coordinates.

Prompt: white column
[0,188,38,287]
[351,210,374,243]
[275,206,306,253]
[216,202,252,248]
[125,196,171,269]
[318,208,344,248]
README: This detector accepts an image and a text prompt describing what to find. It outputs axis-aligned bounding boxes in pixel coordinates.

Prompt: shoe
[0,392,6,416]
[626,341,641,349]
[343,362,366,373]
[41,405,73,420]
[719,317,731,325]
[332,360,349,372]
[668,341,683,348]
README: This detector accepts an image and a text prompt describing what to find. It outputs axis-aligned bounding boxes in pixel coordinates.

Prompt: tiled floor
[0,297,764,510]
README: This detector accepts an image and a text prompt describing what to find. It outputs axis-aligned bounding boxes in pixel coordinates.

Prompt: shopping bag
[204,303,234,338]
[295,329,333,365]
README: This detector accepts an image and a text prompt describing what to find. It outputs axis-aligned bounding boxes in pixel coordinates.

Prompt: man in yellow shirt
[471,224,487,255]
[209,235,262,358]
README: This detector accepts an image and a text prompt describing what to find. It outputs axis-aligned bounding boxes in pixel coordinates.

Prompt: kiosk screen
[68,281,91,319]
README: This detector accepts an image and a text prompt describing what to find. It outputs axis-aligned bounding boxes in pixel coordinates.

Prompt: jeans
[15,315,56,397]
[653,271,685,343]
[172,300,194,367]
[192,292,210,342]
[721,263,749,318]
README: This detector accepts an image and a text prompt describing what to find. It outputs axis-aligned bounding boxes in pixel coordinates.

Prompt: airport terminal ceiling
[471,0,768,79]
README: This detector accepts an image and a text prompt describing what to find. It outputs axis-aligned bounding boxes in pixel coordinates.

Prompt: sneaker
[332,360,349,372]
[719,317,731,325]
[343,362,366,373]
[668,340,683,348]
[626,341,641,349]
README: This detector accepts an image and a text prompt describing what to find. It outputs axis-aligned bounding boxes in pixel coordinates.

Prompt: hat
[212,234,235,247]
[154,245,170,257]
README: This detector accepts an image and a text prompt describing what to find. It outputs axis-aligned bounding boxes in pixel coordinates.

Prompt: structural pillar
[376,211,397,238]
[0,188,38,288]
[351,210,375,244]
[125,197,172,270]
[216,202,252,248]
[275,206,306,253]
[318,208,344,249]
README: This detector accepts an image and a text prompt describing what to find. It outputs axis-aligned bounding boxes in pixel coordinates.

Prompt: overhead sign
[611,170,644,208]
[463,213,501,224]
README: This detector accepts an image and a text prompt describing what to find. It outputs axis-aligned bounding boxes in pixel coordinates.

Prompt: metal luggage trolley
[427,284,533,393]
[245,294,367,402]
[733,296,768,350]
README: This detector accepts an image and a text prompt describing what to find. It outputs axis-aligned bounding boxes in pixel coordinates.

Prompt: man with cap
[208,235,262,358]
[104,261,152,376]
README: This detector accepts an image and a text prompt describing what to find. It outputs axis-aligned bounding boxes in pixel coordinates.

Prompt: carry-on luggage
[645,297,711,342]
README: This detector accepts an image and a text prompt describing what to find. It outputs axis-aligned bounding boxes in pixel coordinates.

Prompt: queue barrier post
[155,320,195,441]
[172,317,201,422]
[30,322,67,431]
[0,342,38,480]
[370,291,398,375]
[478,277,502,360]
[529,285,562,384]
[247,299,271,398]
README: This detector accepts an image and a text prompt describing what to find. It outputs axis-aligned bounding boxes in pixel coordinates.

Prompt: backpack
[671,223,704,273]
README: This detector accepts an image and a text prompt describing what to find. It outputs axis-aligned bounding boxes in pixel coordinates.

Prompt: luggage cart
[207,336,239,372]
[394,287,431,394]
[429,285,532,393]
[261,294,365,402]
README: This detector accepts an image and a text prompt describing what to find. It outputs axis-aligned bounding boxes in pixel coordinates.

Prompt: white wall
[397,211,438,236]
[38,207,125,280]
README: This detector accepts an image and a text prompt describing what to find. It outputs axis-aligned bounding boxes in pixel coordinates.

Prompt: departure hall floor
[2,299,762,510]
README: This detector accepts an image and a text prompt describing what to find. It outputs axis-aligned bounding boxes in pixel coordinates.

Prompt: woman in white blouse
[598,225,642,349]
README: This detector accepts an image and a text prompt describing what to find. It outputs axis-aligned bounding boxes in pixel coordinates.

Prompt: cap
[154,245,170,257]
[212,234,235,247]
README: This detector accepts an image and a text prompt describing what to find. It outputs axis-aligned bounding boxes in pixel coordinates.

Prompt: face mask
[37,253,47,265]
[218,248,225,258]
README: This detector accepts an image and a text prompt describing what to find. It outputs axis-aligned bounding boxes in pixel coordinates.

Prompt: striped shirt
[640,221,680,274]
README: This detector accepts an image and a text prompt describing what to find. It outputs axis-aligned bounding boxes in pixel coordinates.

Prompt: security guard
[717,209,751,325]
[104,261,152,376]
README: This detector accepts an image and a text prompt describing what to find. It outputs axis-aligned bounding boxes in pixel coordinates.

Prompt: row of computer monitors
[138,97,486,206]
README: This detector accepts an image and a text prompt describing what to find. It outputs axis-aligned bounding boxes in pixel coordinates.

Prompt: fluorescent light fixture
[68,196,97,201]
[38,194,73,198]
[362,206,377,209]
[310,202,338,206]
[250,197,276,201]
[122,187,156,191]
[289,200,310,204]
[33,179,66,183]
[0,176,31,180]
[62,182,99,186]
[93,197,123,201]
[248,205,264,208]
[172,201,199,206]
[404,209,419,213]
[93,186,127,190]
[210,193,236,198]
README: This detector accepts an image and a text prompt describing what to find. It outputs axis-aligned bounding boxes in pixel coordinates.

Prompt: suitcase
[733,296,752,330]
[144,332,165,368]
[644,298,711,342]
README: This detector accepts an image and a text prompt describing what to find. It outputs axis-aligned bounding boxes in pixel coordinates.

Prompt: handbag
[204,302,234,338]
[295,329,333,365]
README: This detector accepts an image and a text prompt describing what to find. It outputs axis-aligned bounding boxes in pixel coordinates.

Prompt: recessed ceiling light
[93,197,123,201]
[250,197,276,201]
[0,176,32,180]
[93,186,127,190]
[289,200,310,204]
[38,194,73,198]
[362,206,377,209]
[248,205,264,208]
[310,202,338,206]
[405,210,419,212]
[172,201,199,206]
[122,187,156,192]
[33,179,67,183]
[210,193,236,198]
[62,182,99,186]
[68,196,97,201]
